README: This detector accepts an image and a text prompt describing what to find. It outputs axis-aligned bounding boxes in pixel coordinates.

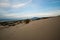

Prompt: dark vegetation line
[0,16,59,30]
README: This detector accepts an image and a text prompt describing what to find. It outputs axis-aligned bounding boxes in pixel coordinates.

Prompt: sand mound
[0,16,60,40]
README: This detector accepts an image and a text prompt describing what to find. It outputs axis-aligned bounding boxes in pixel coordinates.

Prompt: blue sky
[0,0,60,19]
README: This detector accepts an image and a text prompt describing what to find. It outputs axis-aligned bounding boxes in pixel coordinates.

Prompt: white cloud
[0,0,9,2]
[11,0,32,8]
[2,10,60,18]
[0,3,10,7]
[0,0,32,8]
[11,3,27,8]
[0,0,10,7]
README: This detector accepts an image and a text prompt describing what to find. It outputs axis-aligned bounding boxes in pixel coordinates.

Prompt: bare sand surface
[0,17,60,40]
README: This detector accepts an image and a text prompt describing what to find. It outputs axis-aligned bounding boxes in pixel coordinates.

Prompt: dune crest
[0,16,60,40]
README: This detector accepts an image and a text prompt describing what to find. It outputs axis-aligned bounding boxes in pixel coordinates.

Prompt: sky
[0,0,60,19]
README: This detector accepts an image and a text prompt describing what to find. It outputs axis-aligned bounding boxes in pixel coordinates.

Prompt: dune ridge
[0,16,60,40]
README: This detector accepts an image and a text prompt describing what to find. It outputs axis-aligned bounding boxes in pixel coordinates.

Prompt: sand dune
[0,16,60,40]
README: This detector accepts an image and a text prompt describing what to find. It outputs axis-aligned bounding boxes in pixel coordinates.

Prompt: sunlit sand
[0,16,60,40]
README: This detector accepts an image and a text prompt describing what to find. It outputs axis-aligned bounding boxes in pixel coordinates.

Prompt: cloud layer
[0,0,60,19]
[1,10,60,18]
[0,0,32,8]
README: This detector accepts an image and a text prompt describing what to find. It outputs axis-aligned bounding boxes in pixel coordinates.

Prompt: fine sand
[0,16,60,40]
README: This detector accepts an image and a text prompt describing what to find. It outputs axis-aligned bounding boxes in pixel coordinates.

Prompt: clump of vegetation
[40,17,50,19]
[19,20,22,23]
[24,19,31,24]
[57,15,60,17]
[8,23,15,26]
[0,21,16,26]
[0,22,8,26]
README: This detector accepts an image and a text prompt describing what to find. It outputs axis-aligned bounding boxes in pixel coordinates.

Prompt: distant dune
[0,16,60,40]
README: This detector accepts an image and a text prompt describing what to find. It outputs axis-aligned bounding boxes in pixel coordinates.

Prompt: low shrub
[24,19,30,24]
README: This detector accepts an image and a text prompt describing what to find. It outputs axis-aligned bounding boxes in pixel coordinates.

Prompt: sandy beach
[0,16,60,40]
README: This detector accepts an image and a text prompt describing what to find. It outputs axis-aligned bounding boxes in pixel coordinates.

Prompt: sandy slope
[0,17,60,40]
